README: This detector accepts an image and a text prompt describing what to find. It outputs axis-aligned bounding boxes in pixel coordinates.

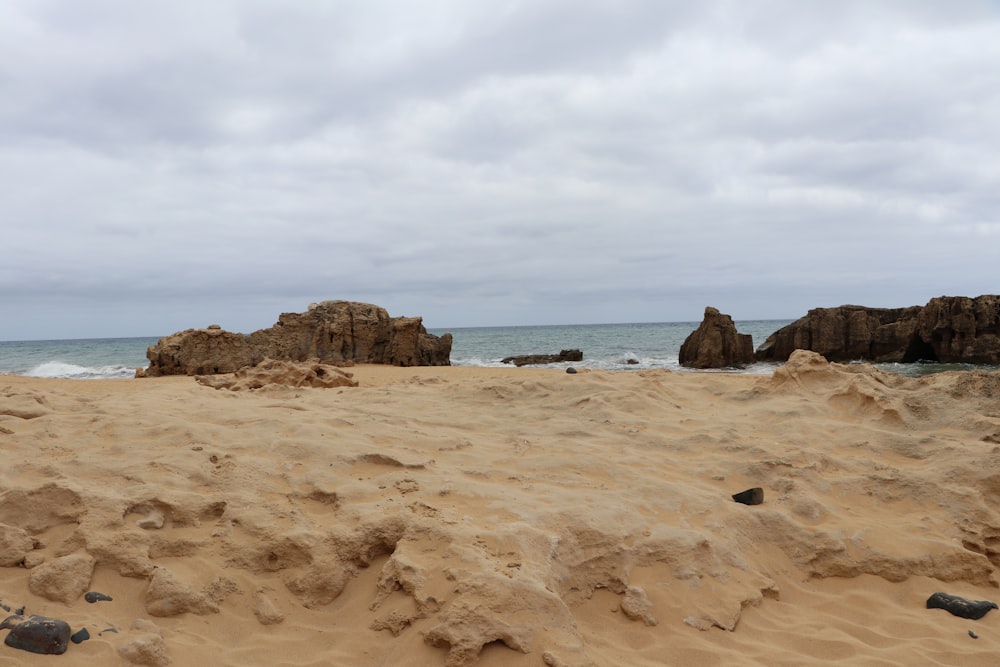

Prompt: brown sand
[2,350,1000,666]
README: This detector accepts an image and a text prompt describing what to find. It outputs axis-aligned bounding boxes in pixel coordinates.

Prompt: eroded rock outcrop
[917,295,1000,364]
[0,523,34,567]
[756,295,1000,364]
[195,359,358,391]
[679,307,755,369]
[139,301,452,376]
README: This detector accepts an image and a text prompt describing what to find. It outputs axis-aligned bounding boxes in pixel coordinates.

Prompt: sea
[0,320,993,380]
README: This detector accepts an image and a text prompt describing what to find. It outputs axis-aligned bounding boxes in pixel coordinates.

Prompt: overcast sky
[2,1,999,339]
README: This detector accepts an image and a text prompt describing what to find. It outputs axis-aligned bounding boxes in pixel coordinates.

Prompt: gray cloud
[2,0,999,339]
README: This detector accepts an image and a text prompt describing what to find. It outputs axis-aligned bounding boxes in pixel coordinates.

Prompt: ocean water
[1,321,994,380]
[427,320,792,373]
[0,337,159,379]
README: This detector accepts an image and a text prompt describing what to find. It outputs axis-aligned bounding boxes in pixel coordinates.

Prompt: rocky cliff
[139,301,452,377]
[755,295,1000,364]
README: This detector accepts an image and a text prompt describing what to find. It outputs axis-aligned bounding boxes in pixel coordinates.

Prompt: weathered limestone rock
[253,590,285,625]
[27,553,95,604]
[0,523,34,567]
[144,567,218,617]
[119,619,170,667]
[501,350,583,367]
[679,307,755,369]
[755,295,1000,364]
[284,564,349,608]
[195,358,358,390]
[139,301,452,377]
[620,586,658,626]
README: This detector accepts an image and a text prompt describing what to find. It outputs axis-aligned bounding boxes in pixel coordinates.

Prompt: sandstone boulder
[679,307,754,369]
[139,301,452,377]
[144,567,220,617]
[755,295,1000,364]
[118,619,170,667]
[0,523,34,567]
[27,553,95,604]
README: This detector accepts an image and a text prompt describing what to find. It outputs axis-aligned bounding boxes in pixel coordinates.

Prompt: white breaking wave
[26,361,136,379]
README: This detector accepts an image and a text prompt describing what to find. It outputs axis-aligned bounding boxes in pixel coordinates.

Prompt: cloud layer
[2,0,999,338]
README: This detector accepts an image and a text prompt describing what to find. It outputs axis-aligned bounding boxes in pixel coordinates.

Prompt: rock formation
[500,349,583,367]
[139,301,452,377]
[755,295,1000,364]
[679,307,755,369]
[195,359,359,391]
[917,295,1000,364]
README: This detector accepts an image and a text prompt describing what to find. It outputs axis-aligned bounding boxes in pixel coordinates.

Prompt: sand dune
[2,351,1000,666]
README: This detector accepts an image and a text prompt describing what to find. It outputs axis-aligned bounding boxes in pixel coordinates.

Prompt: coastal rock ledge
[756,295,1000,364]
[138,301,452,377]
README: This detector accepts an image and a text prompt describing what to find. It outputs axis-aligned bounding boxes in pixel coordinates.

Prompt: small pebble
[84,592,113,604]
[566,367,577,374]
[732,487,765,506]
[71,628,90,644]
[136,510,165,530]
[969,630,979,639]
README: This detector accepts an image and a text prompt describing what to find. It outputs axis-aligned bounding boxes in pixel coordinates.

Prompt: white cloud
[2,0,999,338]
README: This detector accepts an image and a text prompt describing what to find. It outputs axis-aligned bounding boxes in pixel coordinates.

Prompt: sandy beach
[2,352,1000,666]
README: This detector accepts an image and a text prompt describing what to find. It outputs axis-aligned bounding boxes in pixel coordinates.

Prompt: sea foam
[26,361,135,380]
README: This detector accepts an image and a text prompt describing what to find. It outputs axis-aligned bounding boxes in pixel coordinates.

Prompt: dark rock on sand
[71,627,90,644]
[501,349,583,367]
[566,367,578,374]
[926,592,998,620]
[679,307,755,369]
[732,488,764,506]
[85,591,113,603]
[1,614,72,655]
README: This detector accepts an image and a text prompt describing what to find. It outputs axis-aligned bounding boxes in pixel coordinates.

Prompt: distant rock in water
[139,301,452,377]
[755,295,1000,364]
[679,307,755,369]
[501,349,583,367]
